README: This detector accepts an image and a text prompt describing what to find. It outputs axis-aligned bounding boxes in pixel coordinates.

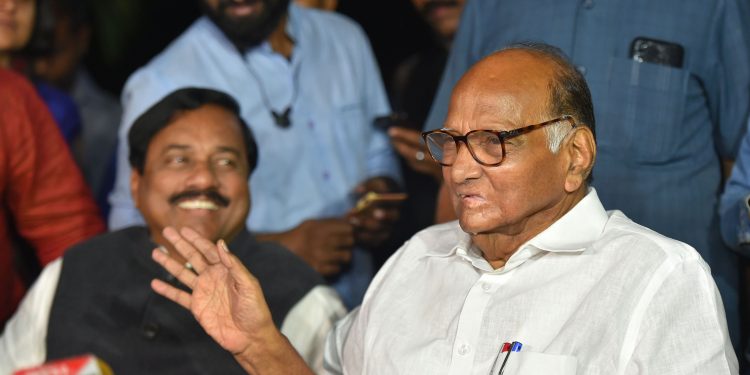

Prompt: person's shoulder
[0,68,32,90]
[144,17,213,65]
[64,226,148,260]
[294,6,368,46]
[123,17,216,87]
[0,69,38,100]
[600,210,701,263]
[296,6,361,31]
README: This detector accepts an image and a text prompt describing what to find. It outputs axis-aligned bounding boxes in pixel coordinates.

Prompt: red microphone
[13,354,114,375]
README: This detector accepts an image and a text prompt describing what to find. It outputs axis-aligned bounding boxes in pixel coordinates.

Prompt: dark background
[85,0,436,98]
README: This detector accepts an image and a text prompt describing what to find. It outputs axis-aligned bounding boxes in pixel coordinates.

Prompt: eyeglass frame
[420,115,577,167]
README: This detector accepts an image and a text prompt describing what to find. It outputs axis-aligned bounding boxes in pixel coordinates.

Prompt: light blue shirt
[109,4,399,307]
[425,0,750,352]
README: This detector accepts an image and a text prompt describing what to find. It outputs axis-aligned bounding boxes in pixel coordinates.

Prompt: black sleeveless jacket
[46,226,323,374]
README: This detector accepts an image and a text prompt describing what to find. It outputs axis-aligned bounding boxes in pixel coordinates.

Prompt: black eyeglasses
[421,115,576,167]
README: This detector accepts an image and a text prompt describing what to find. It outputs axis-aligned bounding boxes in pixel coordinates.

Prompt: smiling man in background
[0,88,344,374]
[108,0,402,309]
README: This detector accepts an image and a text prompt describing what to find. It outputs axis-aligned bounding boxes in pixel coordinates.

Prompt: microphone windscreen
[13,354,114,375]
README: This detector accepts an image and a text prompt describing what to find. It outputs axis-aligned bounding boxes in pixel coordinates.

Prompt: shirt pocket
[329,102,369,179]
[595,56,689,163]
[499,351,577,375]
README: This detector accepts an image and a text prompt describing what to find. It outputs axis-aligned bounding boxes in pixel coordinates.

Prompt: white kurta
[325,189,737,374]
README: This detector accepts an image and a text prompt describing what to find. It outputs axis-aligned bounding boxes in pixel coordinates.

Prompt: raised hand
[151,227,272,355]
[150,227,312,375]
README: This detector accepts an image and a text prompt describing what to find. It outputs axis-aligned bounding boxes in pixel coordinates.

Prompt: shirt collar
[422,188,608,271]
[525,188,608,253]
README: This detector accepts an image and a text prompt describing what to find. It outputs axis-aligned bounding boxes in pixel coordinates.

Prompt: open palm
[151,227,275,355]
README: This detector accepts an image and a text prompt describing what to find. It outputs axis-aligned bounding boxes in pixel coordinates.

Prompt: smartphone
[352,192,408,213]
[374,113,409,131]
[630,37,684,68]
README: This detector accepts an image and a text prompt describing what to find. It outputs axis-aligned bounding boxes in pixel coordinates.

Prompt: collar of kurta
[423,188,609,272]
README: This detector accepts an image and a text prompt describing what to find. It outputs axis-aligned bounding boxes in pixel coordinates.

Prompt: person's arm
[711,0,750,162]
[0,259,63,373]
[2,72,104,265]
[719,123,750,255]
[623,255,737,373]
[150,227,313,375]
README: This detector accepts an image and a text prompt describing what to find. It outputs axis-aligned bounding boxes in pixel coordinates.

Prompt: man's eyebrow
[161,144,191,153]
[214,146,243,157]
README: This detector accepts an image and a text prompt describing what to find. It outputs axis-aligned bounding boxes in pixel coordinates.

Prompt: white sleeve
[0,259,62,374]
[322,307,359,375]
[280,285,347,374]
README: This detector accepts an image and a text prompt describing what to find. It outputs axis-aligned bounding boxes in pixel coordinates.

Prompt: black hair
[128,87,258,175]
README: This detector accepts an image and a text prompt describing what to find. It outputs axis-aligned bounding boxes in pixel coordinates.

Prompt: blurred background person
[1,0,82,147]
[31,0,122,217]
[374,0,464,268]
[0,68,104,330]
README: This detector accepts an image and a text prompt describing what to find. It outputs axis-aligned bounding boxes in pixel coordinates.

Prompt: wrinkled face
[131,104,251,247]
[0,0,35,54]
[443,51,569,236]
[201,0,291,49]
[410,0,465,41]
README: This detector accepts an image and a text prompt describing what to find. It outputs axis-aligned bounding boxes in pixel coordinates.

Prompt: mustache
[168,189,230,207]
[421,0,460,17]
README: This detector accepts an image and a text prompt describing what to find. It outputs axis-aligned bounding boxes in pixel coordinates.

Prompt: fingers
[151,278,192,310]
[217,239,265,290]
[388,127,424,149]
[152,248,198,290]
[180,227,222,265]
[162,227,209,273]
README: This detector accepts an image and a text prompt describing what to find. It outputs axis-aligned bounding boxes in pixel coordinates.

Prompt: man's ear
[563,126,596,193]
[130,169,142,209]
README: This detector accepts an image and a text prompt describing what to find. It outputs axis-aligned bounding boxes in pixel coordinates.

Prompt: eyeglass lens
[425,131,505,166]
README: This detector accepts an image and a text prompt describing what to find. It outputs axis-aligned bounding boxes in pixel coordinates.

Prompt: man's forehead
[445,58,553,130]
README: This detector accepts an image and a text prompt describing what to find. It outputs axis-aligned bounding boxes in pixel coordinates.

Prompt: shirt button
[582,0,594,9]
[576,65,587,75]
[481,283,491,292]
[457,343,471,356]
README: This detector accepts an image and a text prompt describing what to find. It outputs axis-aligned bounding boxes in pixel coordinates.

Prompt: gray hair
[501,42,596,156]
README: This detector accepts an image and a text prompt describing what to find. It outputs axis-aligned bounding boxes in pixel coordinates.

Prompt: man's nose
[185,161,220,189]
[448,143,481,183]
